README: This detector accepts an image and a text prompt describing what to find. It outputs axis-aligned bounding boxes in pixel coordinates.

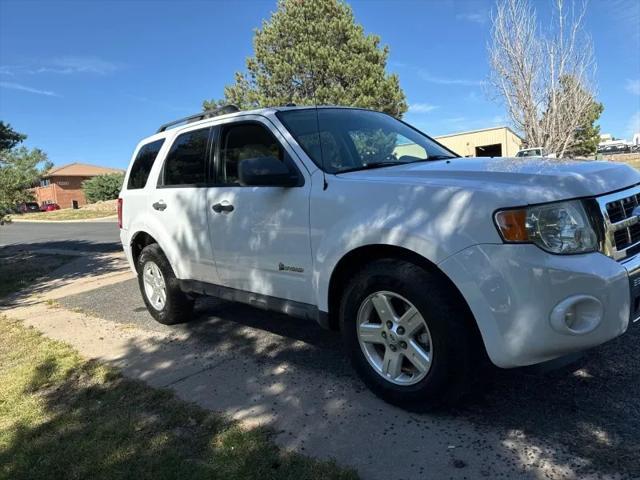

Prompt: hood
[339,157,640,204]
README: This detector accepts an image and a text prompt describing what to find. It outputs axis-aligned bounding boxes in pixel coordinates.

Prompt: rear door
[121,137,166,232]
[149,126,218,283]
[205,117,313,304]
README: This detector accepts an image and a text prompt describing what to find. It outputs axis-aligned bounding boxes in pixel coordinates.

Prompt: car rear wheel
[137,244,194,325]
[340,258,478,410]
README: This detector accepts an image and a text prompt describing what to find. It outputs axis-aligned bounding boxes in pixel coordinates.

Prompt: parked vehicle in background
[40,202,61,212]
[515,147,556,158]
[119,105,640,410]
[17,202,41,213]
[597,143,631,155]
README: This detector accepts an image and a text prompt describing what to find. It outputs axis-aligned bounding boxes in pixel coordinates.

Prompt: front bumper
[439,244,632,368]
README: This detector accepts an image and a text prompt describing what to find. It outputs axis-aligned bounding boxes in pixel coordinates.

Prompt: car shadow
[0,243,129,308]
[58,278,640,478]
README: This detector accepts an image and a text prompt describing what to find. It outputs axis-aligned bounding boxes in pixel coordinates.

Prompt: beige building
[434,126,523,158]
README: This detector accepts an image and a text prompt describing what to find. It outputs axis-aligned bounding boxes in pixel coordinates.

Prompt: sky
[0,0,639,170]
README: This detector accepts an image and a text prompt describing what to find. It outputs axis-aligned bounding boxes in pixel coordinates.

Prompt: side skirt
[178,279,331,328]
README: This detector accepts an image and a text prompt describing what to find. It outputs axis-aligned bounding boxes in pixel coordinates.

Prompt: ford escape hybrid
[119,105,640,409]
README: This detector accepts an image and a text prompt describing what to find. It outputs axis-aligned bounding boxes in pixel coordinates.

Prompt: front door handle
[212,203,234,213]
[152,201,167,211]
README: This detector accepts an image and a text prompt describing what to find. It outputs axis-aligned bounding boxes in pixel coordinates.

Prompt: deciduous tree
[0,123,51,216]
[488,0,599,157]
[82,173,125,203]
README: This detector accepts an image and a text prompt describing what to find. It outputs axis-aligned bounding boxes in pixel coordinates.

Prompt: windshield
[276,108,456,174]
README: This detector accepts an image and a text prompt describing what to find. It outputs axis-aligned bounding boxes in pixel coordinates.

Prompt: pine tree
[204,0,407,116]
[565,100,604,157]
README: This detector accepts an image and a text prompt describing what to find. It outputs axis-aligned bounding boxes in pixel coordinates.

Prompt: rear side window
[127,139,165,189]
[162,128,210,186]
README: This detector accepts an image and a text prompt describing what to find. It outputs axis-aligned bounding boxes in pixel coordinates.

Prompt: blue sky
[0,0,639,169]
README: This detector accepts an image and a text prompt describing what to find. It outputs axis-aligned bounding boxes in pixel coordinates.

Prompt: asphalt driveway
[58,277,639,480]
[0,220,120,253]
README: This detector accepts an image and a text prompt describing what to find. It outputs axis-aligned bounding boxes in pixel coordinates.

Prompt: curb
[25,248,126,258]
[9,215,117,223]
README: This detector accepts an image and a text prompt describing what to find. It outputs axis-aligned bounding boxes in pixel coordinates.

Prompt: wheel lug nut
[400,341,407,349]
[381,331,387,339]
[386,321,393,329]
[397,326,405,335]
[389,344,397,352]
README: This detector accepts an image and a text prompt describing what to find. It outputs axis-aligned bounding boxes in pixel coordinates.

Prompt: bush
[82,173,124,203]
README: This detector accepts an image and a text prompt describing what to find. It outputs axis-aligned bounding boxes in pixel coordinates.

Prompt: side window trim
[208,125,220,186]
[213,120,304,188]
[157,126,212,189]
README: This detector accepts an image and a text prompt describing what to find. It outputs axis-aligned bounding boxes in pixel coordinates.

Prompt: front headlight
[494,200,598,254]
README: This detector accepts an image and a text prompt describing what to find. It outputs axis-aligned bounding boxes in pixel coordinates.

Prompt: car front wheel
[340,258,479,410]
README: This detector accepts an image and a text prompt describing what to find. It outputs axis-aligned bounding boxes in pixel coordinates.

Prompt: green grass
[13,208,116,221]
[0,252,73,299]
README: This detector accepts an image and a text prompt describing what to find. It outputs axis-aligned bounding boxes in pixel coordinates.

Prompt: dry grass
[81,199,118,212]
[12,200,117,221]
[604,153,640,170]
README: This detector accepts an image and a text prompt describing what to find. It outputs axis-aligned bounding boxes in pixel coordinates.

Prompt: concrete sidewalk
[2,253,632,480]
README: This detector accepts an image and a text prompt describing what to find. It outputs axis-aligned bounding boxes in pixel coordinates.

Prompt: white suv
[119,105,640,409]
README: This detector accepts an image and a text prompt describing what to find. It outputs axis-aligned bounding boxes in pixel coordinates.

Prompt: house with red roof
[33,162,124,209]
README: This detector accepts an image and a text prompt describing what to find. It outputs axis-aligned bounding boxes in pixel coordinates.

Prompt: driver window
[219,123,284,185]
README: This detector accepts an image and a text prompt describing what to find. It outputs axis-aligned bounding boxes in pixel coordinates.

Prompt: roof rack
[156,104,240,133]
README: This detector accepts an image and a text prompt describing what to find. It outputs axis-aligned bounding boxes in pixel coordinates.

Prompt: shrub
[82,173,124,203]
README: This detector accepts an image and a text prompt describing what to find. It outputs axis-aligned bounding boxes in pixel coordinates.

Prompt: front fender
[312,226,449,312]
[309,172,501,311]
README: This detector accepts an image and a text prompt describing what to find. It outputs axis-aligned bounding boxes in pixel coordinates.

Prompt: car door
[206,117,313,304]
[149,126,219,284]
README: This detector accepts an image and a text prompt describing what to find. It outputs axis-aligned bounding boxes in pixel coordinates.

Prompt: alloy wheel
[356,290,433,386]
[142,261,167,311]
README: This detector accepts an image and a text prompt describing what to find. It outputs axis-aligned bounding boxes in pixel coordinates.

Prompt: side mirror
[238,156,299,187]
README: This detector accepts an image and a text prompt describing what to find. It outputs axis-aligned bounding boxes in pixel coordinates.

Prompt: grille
[598,186,640,260]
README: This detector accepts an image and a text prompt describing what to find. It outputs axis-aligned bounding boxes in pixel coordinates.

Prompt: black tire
[137,243,194,325]
[340,258,480,410]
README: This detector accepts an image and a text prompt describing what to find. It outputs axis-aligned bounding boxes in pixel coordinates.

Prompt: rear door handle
[152,201,167,211]
[212,203,234,213]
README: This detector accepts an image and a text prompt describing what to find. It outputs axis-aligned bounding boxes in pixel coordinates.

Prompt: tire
[340,258,479,410]
[137,244,194,325]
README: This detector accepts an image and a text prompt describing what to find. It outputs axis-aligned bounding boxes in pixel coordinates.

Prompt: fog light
[550,295,603,335]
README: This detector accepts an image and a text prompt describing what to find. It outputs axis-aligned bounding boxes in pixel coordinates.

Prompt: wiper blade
[426,155,456,160]
[337,161,408,174]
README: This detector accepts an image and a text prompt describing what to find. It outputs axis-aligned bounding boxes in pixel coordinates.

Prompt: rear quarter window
[161,128,210,187]
[127,139,165,190]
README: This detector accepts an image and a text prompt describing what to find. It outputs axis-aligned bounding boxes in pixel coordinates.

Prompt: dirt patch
[81,199,118,212]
